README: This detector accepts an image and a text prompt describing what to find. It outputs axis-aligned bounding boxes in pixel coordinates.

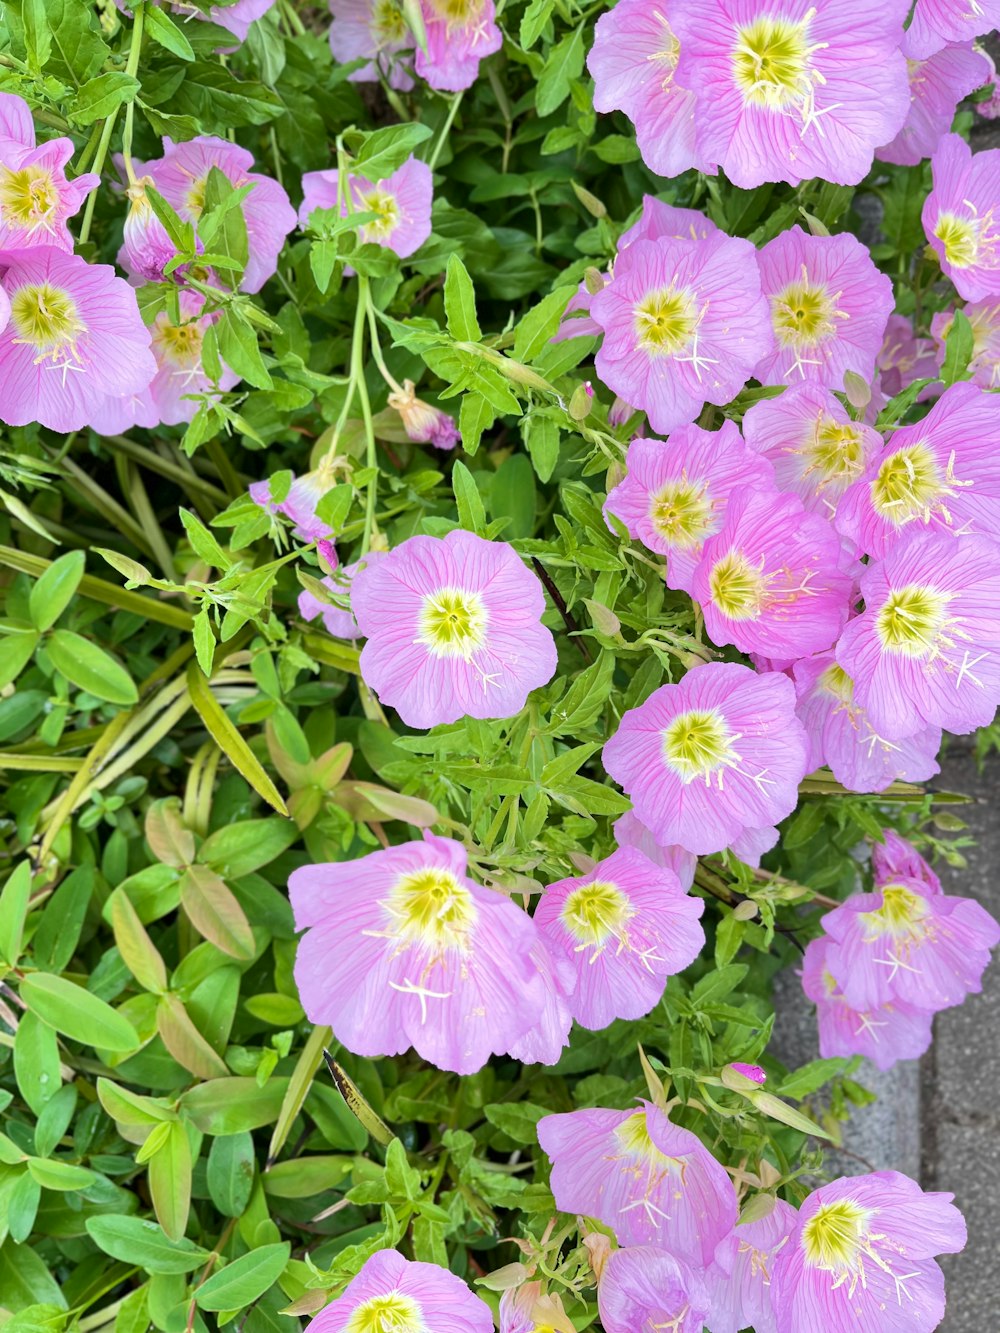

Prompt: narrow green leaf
[0,863,32,966]
[28,550,85,632]
[194,1242,290,1311]
[147,1120,193,1241]
[186,662,289,815]
[111,891,168,994]
[180,864,256,960]
[451,460,487,535]
[444,255,481,342]
[85,1215,210,1274]
[19,974,140,1054]
[142,2,195,60]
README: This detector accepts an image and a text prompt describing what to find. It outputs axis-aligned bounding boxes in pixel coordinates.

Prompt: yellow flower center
[662,708,736,783]
[875,585,950,657]
[359,187,401,243]
[634,286,697,356]
[372,0,407,42]
[934,211,980,268]
[708,551,767,619]
[818,663,854,702]
[427,0,481,25]
[344,1292,426,1333]
[417,587,488,659]
[560,880,633,950]
[614,1109,674,1163]
[860,883,929,939]
[10,283,84,351]
[732,15,813,110]
[802,1200,867,1271]
[186,176,207,218]
[869,442,953,528]
[771,279,841,350]
[0,163,60,234]
[153,318,203,368]
[649,480,714,548]
[382,868,476,951]
[800,417,868,490]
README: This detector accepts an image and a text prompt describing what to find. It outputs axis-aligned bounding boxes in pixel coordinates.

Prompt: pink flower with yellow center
[923,132,1000,301]
[905,0,1000,60]
[770,1171,966,1332]
[704,1197,798,1333]
[328,0,414,90]
[537,1101,739,1266]
[877,312,940,400]
[290,834,553,1074]
[872,829,942,894]
[306,1249,493,1333]
[753,226,895,389]
[877,38,990,166]
[0,136,97,253]
[932,298,1000,389]
[299,155,432,259]
[415,0,502,92]
[835,529,1000,739]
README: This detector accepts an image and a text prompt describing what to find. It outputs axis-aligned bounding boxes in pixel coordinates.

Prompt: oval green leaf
[19,973,140,1053]
[47,630,138,706]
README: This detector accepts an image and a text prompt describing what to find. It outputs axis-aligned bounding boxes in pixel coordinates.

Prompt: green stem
[79,3,145,242]
[366,298,403,393]
[428,93,463,172]
[354,277,378,555]
[120,1,145,184]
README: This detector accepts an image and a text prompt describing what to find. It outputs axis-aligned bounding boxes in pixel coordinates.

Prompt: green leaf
[535,26,585,118]
[199,818,299,878]
[28,550,84,632]
[69,72,140,127]
[0,632,38,690]
[0,1237,66,1311]
[193,608,216,676]
[217,309,273,390]
[483,1102,550,1144]
[25,1158,96,1191]
[147,1121,192,1241]
[179,508,231,571]
[180,864,256,960]
[206,1133,256,1218]
[142,2,195,61]
[19,974,139,1054]
[513,288,572,363]
[490,453,536,539]
[181,1078,290,1135]
[444,255,481,342]
[13,1013,62,1117]
[47,631,138,706]
[941,308,974,386]
[458,393,494,455]
[520,0,554,47]
[111,891,168,994]
[194,1242,290,1311]
[451,460,487,536]
[314,483,354,533]
[350,122,433,183]
[85,1216,210,1274]
[186,662,288,815]
[0,863,32,967]
[22,0,51,72]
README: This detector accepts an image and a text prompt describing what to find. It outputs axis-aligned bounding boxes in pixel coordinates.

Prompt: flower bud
[387,379,459,450]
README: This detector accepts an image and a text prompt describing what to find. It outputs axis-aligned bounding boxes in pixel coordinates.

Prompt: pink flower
[602,662,810,856]
[587,0,714,179]
[728,1062,767,1084]
[328,0,414,90]
[742,384,880,519]
[730,823,780,866]
[802,936,936,1070]
[753,226,894,389]
[591,233,773,435]
[872,829,942,894]
[388,378,459,447]
[770,1171,966,1332]
[116,0,276,45]
[792,652,942,793]
[537,1101,738,1266]
[877,312,940,399]
[506,939,573,1067]
[290,834,552,1075]
[976,63,1000,119]
[877,40,990,166]
[0,92,35,153]
[534,847,704,1030]
[923,133,1000,301]
[137,136,295,293]
[835,530,1000,739]
[704,1198,798,1333]
[692,489,853,659]
[671,0,910,188]
[415,0,502,92]
[613,810,696,890]
[498,1282,574,1333]
[0,135,97,252]
[598,1245,710,1333]
[351,530,557,729]
[819,876,999,1013]
[299,551,387,639]
[0,248,155,432]
[299,155,432,259]
[306,1249,492,1333]
[119,176,190,284]
[249,470,340,543]
[836,382,1000,558]
[932,298,1000,389]
[905,0,1000,59]
[604,424,775,593]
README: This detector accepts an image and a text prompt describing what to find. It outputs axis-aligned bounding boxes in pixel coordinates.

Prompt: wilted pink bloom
[905,0,1000,59]
[704,1198,798,1333]
[591,233,772,436]
[802,936,936,1070]
[598,1245,710,1333]
[872,829,942,894]
[835,530,1000,738]
[299,550,387,638]
[792,652,942,793]
[587,0,714,179]
[924,133,1000,300]
[603,662,809,856]
[819,876,999,1013]
[770,1171,966,1332]
[693,489,853,659]
[498,1282,574,1333]
[976,61,1000,119]
[534,847,704,1030]
[604,423,775,593]
[878,40,989,166]
[299,155,431,259]
[352,529,557,729]
[290,834,551,1074]
[0,247,155,432]
[0,135,97,252]
[415,0,502,92]
[671,0,910,188]
[932,298,1000,388]
[137,136,295,293]
[877,312,940,399]
[328,0,413,89]
[742,384,880,519]
[250,470,340,543]
[306,1249,493,1333]
[613,810,696,890]
[537,1101,738,1266]
[118,176,191,284]
[754,227,894,389]
[388,378,458,447]
[837,382,1000,558]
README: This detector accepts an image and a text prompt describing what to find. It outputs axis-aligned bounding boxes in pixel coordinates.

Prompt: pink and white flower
[328,0,414,89]
[923,133,1000,301]
[250,470,341,544]
[0,134,97,253]
[905,0,1000,60]
[299,551,387,639]
[387,378,459,447]
[598,1245,710,1333]
[932,298,1000,389]
[299,155,432,259]
[704,1198,799,1333]
[613,810,697,890]
[415,0,502,92]
[877,39,990,166]
[872,830,943,894]
[305,1249,492,1333]
[877,312,940,399]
